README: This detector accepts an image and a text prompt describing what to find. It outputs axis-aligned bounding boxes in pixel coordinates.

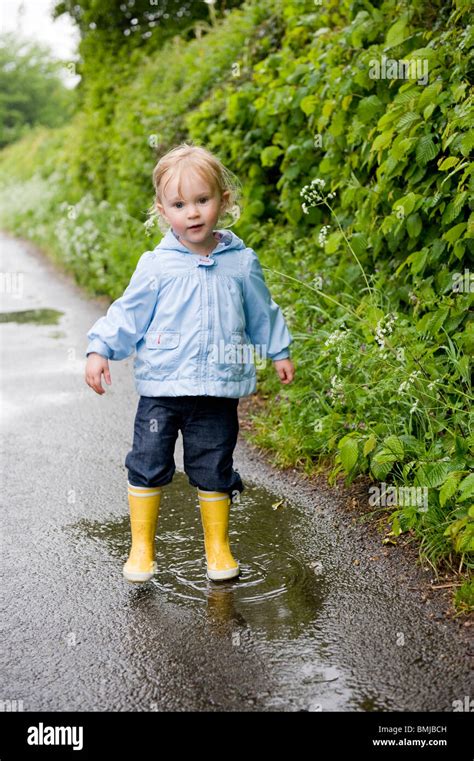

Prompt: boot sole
[123,562,157,582]
[207,564,240,581]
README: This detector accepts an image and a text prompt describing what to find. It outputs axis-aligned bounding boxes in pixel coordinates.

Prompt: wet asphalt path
[0,232,472,712]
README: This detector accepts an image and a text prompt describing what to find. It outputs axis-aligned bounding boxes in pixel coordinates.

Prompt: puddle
[70,473,350,709]
[0,308,63,324]
[77,476,327,618]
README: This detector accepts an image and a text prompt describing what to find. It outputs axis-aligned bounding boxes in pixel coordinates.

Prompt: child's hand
[85,353,112,395]
[273,358,295,385]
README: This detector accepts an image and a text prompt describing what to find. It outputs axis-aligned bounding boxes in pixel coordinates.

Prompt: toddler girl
[85,143,295,583]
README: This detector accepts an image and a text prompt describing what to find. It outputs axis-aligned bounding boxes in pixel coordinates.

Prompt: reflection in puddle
[0,308,63,324]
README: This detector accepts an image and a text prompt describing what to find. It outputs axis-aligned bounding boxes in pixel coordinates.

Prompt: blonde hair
[147,142,242,234]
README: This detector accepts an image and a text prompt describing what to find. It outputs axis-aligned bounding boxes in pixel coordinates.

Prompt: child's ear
[156,202,167,220]
[221,191,231,209]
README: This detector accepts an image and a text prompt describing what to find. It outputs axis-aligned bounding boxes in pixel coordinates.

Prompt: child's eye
[173,198,208,208]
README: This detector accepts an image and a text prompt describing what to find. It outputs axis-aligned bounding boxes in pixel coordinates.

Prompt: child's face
[156,170,230,253]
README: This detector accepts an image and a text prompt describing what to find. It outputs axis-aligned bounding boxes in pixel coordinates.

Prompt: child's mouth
[188,224,204,231]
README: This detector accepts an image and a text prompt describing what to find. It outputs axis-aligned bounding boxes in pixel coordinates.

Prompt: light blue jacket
[86,227,292,398]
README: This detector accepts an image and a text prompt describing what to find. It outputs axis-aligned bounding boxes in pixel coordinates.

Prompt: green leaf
[439,471,463,507]
[423,103,436,120]
[416,307,449,336]
[371,460,393,480]
[363,435,377,456]
[393,192,418,216]
[357,95,383,124]
[339,438,359,473]
[325,231,343,254]
[393,89,418,107]
[383,435,405,460]
[443,223,467,245]
[390,514,403,537]
[408,247,428,275]
[350,233,368,256]
[415,135,438,165]
[300,95,318,116]
[456,525,474,554]
[443,517,467,538]
[391,136,417,160]
[418,82,442,110]
[438,156,459,171]
[372,131,393,152]
[373,446,401,465]
[414,462,452,488]
[260,146,284,167]
[406,213,422,238]
[460,131,474,157]
[441,192,468,225]
[397,112,420,132]
[458,473,474,502]
[386,16,409,47]
[364,306,385,329]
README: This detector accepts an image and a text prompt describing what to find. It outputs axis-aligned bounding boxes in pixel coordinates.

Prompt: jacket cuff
[270,348,290,361]
[86,339,113,359]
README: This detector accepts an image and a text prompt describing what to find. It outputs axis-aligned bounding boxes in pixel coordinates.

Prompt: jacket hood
[155,227,246,255]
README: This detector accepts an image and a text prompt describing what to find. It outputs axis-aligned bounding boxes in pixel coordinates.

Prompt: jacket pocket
[144,330,181,375]
[145,330,180,349]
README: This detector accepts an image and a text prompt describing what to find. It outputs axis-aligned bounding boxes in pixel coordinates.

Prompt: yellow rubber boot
[123,482,162,582]
[198,489,240,581]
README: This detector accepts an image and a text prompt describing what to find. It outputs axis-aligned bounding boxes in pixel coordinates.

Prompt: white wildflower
[374,313,398,350]
[374,320,386,349]
[299,178,335,214]
[398,369,422,393]
[327,373,345,405]
[323,323,347,348]
[318,224,331,246]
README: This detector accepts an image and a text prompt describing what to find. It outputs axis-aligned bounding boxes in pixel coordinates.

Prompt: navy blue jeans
[125,396,244,499]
